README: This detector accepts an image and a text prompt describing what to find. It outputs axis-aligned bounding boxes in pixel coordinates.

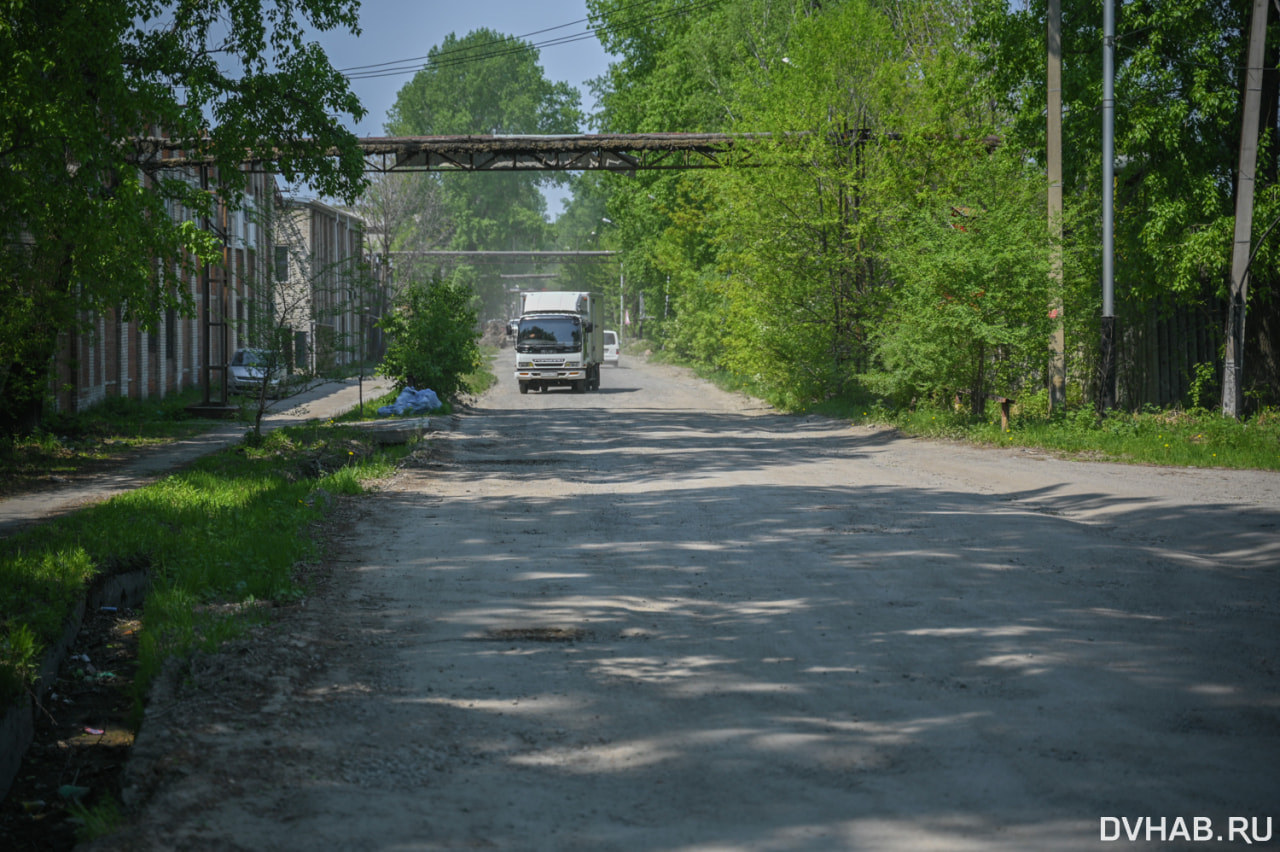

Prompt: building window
[274,246,288,282]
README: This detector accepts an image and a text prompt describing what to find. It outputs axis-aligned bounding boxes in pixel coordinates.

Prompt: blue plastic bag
[377,387,441,417]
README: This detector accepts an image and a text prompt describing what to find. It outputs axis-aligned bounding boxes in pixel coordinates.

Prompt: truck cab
[514,292,603,394]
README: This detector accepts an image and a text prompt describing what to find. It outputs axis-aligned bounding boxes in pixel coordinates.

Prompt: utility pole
[1223,0,1269,418]
[1099,0,1117,412]
[1048,0,1066,412]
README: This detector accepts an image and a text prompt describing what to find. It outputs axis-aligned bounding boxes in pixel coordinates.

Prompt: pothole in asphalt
[466,458,564,466]
[483,627,591,643]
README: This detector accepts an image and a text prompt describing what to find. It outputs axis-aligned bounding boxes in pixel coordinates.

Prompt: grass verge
[647,348,1280,472]
[809,389,1280,471]
[0,421,412,712]
[0,389,218,499]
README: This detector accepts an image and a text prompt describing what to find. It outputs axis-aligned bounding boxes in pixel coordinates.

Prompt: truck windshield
[517,317,581,347]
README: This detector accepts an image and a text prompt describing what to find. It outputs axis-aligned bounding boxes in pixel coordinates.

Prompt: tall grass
[812,389,1280,471]
[0,423,410,708]
[645,348,1280,471]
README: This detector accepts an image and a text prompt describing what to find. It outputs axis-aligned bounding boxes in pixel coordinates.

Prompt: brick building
[50,171,367,414]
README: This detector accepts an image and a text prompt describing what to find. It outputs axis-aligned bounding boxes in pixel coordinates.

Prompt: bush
[377,272,481,399]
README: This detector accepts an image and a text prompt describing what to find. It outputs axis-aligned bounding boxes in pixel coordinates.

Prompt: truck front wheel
[519,381,529,395]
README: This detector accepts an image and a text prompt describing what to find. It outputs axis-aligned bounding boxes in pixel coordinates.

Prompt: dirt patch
[0,450,139,502]
[484,627,592,643]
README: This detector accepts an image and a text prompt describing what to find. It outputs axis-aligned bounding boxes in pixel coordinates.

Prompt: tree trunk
[970,342,986,417]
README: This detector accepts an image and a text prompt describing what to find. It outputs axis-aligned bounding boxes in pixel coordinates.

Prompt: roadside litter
[377,387,441,417]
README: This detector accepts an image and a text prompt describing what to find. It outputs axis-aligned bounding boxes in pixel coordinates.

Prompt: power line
[338,0,721,82]
[336,0,672,74]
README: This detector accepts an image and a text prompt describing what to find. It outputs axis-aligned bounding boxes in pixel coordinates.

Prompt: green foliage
[0,423,406,706]
[0,0,367,435]
[0,623,40,700]
[704,1,1012,410]
[69,793,124,842]
[970,0,1280,406]
[871,149,1053,406]
[579,0,1280,412]
[971,0,1253,299]
[1188,362,1220,411]
[464,347,501,396]
[0,548,97,702]
[378,273,483,398]
[386,27,583,317]
[664,271,731,369]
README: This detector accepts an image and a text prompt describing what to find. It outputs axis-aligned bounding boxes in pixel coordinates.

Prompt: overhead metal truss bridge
[130,133,767,173]
[393,250,617,265]
[357,133,762,173]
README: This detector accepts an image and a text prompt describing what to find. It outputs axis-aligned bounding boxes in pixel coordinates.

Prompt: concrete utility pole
[1099,0,1117,412]
[1223,0,1270,418]
[1048,0,1066,411]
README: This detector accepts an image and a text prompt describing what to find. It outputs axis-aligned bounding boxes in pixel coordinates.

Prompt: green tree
[872,150,1053,410]
[697,1,995,408]
[707,0,910,407]
[378,274,481,399]
[0,0,367,436]
[385,28,583,319]
[584,0,828,353]
[552,173,620,326]
[971,0,1280,407]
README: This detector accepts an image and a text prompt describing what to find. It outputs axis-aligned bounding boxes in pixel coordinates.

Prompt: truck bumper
[515,370,586,382]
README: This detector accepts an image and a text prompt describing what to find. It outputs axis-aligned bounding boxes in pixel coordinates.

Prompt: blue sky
[315,0,615,138]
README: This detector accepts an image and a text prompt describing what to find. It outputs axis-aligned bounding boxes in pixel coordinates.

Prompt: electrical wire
[337,0,722,81]
[336,0,678,74]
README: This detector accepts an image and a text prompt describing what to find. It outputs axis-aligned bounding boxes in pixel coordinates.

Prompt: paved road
[94,356,1280,851]
[0,378,391,539]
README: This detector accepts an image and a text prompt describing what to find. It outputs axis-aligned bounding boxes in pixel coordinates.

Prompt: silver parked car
[229,348,286,397]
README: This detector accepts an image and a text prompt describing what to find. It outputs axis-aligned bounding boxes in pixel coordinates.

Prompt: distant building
[52,161,277,414]
[49,172,369,414]
[274,198,368,375]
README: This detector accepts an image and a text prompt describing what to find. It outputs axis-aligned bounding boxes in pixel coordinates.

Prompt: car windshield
[518,317,581,346]
[232,349,272,367]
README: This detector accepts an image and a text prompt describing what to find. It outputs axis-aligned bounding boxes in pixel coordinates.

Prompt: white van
[602,330,620,366]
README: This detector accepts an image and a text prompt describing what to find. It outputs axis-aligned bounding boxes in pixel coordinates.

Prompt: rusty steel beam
[393,250,618,265]
[357,133,762,173]
[127,131,996,174]
[128,133,767,173]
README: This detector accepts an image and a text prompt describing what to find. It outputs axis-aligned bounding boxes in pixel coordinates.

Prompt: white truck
[513,291,603,394]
